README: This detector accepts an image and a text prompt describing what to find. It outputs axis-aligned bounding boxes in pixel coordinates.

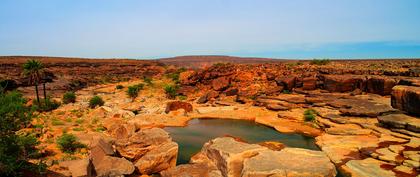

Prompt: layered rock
[322,75,365,92]
[378,114,420,133]
[166,137,337,177]
[165,101,193,113]
[115,128,178,174]
[366,76,397,96]
[391,85,420,116]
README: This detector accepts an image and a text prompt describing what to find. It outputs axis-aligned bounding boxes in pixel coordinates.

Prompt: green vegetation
[51,118,64,126]
[0,91,45,176]
[178,95,187,100]
[95,126,106,132]
[126,84,144,100]
[282,90,291,94]
[303,109,318,122]
[164,84,178,99]
[310,59,330,65]
[89,96,104,108]
[56,133,86,154]
[72,127,85,131]
[166,67,187,84]
[116,85,124,89]
[143,77,153,86]
[22,59,44,104]
[62,92,76,104]
[32,97,60,112]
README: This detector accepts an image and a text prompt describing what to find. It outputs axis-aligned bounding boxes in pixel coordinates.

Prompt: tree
[22,60,44,105]
[0,91,43,176]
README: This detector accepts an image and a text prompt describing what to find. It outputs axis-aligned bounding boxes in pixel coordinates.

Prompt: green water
[164,118,319,164]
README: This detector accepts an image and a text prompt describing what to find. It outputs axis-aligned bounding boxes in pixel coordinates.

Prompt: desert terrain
[1,56,420,177]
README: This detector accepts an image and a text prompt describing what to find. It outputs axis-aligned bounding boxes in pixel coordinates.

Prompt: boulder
[108,123,136,139]
[160,163,223,177]
[366,76,397,95]
[302,77,317,90]
[179,70,196,85]
[275,76,296,90]
[165,101,193,113]
[93,156,135,177]
[391,85,420,116]
[212,77,230,91]
[135,141,178,174]
[225,88,239,96]
[200,137,268,177]
[242,148,337,177]
[342,158,395,177]
[378,114,420,133]
[59,158,93,177]
[323,75,365,92]
[115,128,178,174]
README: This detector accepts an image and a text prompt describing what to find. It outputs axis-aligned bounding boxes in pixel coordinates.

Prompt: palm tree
[23,59,44,104]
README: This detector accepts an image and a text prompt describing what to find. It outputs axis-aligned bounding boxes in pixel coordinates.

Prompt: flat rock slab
[333,98,396,117]
[343,158,396,177]
[242,148,337,177]
[378,114,420,133]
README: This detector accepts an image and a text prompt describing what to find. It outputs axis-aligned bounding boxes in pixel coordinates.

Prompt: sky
[0,0,420,59]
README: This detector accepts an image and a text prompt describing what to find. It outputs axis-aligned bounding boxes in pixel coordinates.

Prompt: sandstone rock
[371,148,402,164]
[302,77,317,90]
[103,118,126,132]
[391,85,420,116]
[366,76,396,95]
[242,148,337,177]
[115,128,178,174]
[378,114,420,133]
[265,103,289,111]
[160,163,223,177]
[165,101,193,113]
[212,77,230,91]
[275,76,296,90]
[225,88,239,96]
[93,156,135,177]
[257,141,285,151]
[59,158,92,177]
[179,70,196,85]
[331,98,395,117]
[135,141,178,174]
[108,123,136,139]
[342,158,395,177]
[200,137,267,177]
[323,75,365,92]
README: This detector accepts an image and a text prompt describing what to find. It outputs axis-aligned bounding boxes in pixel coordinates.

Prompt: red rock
[211,77,230,91]
[391,85,420,116]
[323,75,365,92]
[275,76,296,91]
[165,101,193,113]
[225,88,239,96]
[302,77,317,90]
[366,76,397,95]
[179,70,196,85]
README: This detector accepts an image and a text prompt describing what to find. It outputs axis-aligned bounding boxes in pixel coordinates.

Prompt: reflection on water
[164,118,319,164]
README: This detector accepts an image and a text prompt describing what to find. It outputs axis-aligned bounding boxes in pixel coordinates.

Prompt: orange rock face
[391,85,420,116]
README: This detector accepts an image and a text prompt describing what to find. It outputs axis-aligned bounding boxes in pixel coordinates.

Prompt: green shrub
[56,133,86,154]
[51,118,64,126]
[127,84,144,100]
[178,95,187,100]
[143,77,153,86]
[89,96,104,108]
[303,109,318,122]
[95,126,106,132]
[72,127,85,131]
[164,84,178,99]
[166,73,180,83]
[62,92,76,104]
[32,97,60,112]
[116,85,124,89]
[310,59,330,65]
[282,90,291,94]
[0,91,44,176]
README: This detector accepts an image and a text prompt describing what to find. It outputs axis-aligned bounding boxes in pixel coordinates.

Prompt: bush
[56,133,86,154]
[0,91,44,176]
[143,77,153,86]
[178,95,187,100]
[164,84,178,99]
[89,96,104,108]
[127,84,144,100]
[310,59,330,65]
[62,92,76,104]
[303,109,318,122]
[32,97,60,112]
[282,90,291,94]
[116,85,124,89]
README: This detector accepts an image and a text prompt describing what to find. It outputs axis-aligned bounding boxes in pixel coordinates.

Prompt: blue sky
[0,0,419,59]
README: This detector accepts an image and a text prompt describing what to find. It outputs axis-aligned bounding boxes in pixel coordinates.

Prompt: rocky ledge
[161,137,337,177]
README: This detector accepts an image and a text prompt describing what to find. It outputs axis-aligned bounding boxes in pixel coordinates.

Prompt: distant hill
[157,55,289,68]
